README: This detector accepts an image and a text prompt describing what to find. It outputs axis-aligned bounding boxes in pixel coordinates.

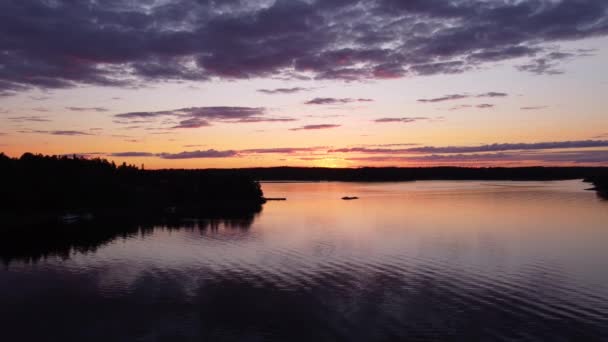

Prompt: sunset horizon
[1,0,607,169]
[2,1,608,340]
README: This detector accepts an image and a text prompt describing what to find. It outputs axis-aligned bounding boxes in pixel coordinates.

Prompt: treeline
[237,166,607,199]
[585,175,608,199]
[1,153,606,219]
[0,153,264,216]
[234,166,608,182]
[0,216,257,265]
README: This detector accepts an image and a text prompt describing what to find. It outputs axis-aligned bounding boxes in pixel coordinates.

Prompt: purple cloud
[110,152,155,157]
[477,92,508,98]
[241,147,326,154]
[24,130,93,136]
[417,94,469,103]
[289,124,341,131]
[66,107,109,112]
[304,98,373,105]
[419,92,508,103]
[521,106,548,110]
[114,106,294,129]
[8,116,51,122]
[330,140,608,154]
[257,87,311,94]
[374,117,430,123]
[172,118,211,129]
[0,1,606,95]
[159,149,238,159]
[347,150,608,165]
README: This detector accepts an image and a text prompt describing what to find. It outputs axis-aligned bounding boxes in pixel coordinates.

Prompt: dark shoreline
[239,166,608,199]
[0,153,266,227]
[1,154,607,228]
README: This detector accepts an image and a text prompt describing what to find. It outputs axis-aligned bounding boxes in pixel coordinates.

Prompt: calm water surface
[1,180,608,341]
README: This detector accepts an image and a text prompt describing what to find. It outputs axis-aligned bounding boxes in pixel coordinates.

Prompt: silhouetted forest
[0,153,264,225]
[1,153,606,227]
[233,166,608,199]
[235,166,608,182]
[0,214,258,265]
[585,176,608,200]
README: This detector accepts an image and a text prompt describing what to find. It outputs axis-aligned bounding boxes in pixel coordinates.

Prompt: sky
[0,0,607,169]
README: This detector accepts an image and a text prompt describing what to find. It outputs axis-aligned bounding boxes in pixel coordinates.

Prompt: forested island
[0,153,265,226]
[235,166,608,183]
[1,152,606,227]
[237,166,608,199]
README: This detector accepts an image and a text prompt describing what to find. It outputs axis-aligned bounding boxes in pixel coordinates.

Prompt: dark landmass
[1,153,606,228]
[0,214,258,265]
[240,166,608,200]
[585,176,608,200]
[0,153,265,226]
[236,166,608,182]
[0,153,606,263]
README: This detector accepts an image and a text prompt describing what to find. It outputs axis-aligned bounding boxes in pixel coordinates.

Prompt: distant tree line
[0,215,257,265]
[233,166,608,182]
[235,166,608,199]
[1,153,606,220]
[0,153,265,216]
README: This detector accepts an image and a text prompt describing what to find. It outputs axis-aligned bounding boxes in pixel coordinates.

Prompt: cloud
[477,92,508,98]
[115,107,267,120]
[515,50,592,75]
[8,116,51,122]
[241,147,326,154]
[77,139,608,165]
[66,107,109,112]
[289,124,341,131]
[97,147,328,160]
[1,0,607,94]
[521,106,547,110]
[158,149,238,159]
[449,104,472,110]
[347,150,608,165]
[330,140,608,154]
[418,92,508,103]
[232,117,297,123]
[257,87,311,94]
[110,152,155,157]
[304,98,373,105]
[29,96,51,101]
[114,106,292,128]
[476,104,494,109]
[24,130,93,136]
[374,117,430,123]
[370,143,420,147]
[109,150,239,158]
[49,130,93,136]
[417,94,469,103]
[172,118,211,129]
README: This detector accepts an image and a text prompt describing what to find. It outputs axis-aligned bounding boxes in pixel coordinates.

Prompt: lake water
[1,180,608,341]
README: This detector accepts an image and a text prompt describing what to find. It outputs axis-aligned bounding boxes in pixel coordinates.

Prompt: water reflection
[0,208,261,265]
[1,181,607,341]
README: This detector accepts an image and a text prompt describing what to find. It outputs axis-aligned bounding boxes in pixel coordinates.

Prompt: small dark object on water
[264,197,287,201]
[342,196,359,200]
